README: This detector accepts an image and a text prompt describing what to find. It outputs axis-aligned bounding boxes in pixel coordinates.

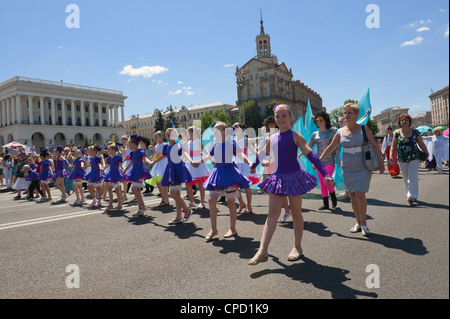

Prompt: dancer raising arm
[248,104,335,265]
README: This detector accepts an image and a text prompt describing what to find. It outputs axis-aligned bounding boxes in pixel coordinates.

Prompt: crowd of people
[0,103,448,265]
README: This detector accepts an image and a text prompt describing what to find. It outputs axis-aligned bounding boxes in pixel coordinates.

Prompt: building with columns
[235,15,323,120]
[0,76,127,151]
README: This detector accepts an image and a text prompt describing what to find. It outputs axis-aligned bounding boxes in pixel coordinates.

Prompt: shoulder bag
[362,125,379,171]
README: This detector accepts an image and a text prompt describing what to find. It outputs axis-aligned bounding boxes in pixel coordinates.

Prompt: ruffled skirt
[104,170,125,183]
[53,169,70,179]
[258,169,317,196]
[86,170,104,183]
[203,164,252,191]
[125,165,151,182]
[160,163,192,186]
[69,168,86,181]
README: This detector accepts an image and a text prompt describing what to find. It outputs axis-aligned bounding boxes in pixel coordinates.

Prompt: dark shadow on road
[279,220,336,238]
[250,255,378,299]
[149,219,204,240]
[212,235,260,259]
[335,233,428,255]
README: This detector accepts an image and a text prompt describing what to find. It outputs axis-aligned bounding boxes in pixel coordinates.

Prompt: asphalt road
[0,167,448,299]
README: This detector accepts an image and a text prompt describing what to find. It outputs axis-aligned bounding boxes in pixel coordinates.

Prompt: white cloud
[186,91,195,96]
[177,81,183,84]
[120,65,168,78]
[440,9,448,12]
[416,27,430,32]
[445,24,449,37]
[401,36,424,47]
[224,64,235,68]
[58,46,64,49]
[169,89,182,95]
[407,19,432,28]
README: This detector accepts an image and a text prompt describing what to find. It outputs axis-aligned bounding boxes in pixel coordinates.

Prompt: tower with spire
[235,11,323,121]
[256,10,272,58]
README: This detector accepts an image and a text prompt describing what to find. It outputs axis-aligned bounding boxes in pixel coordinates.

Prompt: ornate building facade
[0,76,127,151]
[429,85,449,127]
[235,16,323,120]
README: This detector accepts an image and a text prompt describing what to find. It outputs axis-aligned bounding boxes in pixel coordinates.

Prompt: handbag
[362,125,380,171]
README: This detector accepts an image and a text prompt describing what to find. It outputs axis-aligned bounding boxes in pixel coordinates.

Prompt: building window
[255,74,259,79]
[265,92,269,98]
[264,72,268,79]
[264,82,269,88]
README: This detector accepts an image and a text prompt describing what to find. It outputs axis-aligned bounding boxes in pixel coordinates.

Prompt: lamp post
[236,68,245,125]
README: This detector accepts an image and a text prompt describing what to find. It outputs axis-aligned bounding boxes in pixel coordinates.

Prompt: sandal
[361,225,372,236]
[350,224,361,233]
[287,248,303,261]
[223,230,238,238]
[168,218,183,225]
[182,210,193,223]
[248,252,269,266]
[237,204,247,214]
[205,230,218,242]
[279,211,292,222]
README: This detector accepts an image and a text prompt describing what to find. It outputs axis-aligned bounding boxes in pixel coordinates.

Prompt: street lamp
[236,68,245,125]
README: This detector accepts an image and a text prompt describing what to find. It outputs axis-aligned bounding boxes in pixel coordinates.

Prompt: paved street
[0,167,448,299]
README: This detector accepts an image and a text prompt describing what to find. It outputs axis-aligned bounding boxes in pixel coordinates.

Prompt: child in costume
[102,143,125,211]
[150,128,193,224]
[123,135,151,217]
[232,122,259,214]
[86,146,104,208]
[149,131,169,207]
[38,149,53,201]
[184,126,210,209]
[53,146,70,203]
[193,121,253,242]
[248,104,335,265]
[69,149,86,206]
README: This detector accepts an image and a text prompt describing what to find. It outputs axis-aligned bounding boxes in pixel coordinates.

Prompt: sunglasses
[314,118,325,124]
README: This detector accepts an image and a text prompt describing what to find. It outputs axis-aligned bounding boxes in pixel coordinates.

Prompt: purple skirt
[258,169,317,196]
[53,169,70,179]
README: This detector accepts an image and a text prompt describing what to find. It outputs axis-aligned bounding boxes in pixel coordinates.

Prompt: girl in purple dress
[38,149,53,202]
[53,146,70,203]
[69,149,86,206]
[103,143,125,211]
[248,104,335,265]
[192,121,252,242]
[123,135,151,217]
[150,128,194,225]
[86,146,104,208]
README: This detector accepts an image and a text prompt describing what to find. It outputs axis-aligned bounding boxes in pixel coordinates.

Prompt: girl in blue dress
[38,149,53,202]
[150,128,194,224]
[86,146,104,208]
[192,121,252,242]
[103,143,125,211]
[69,149,86,206]
[123,135,151,217]
[53,146,70,203]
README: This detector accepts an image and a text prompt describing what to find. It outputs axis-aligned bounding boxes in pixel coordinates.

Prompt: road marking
[0,198,171,231]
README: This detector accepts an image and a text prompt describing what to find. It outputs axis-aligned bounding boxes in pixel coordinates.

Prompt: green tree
[329,99,378,135]
[212,109,231,126]
[200,112,215,131]
[265,101,280,118]
[238,100,263,131]
[164,105,178,131]
[154,110,165,132]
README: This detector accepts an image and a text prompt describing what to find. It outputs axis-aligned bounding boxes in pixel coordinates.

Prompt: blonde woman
[321,104,384,236]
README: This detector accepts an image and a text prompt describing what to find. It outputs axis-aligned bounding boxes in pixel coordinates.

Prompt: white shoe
[279,212,292,222]
[88,199,98,207]
[361,225,371,236]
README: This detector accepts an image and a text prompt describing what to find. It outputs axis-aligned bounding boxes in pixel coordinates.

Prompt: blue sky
[0,0,448,118]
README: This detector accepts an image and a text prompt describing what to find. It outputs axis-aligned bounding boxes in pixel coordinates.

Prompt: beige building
[373,107,409,133]
[235,17,323,120]
[429,86,449,127]
[125,102,236,140]
[0,76,127,151]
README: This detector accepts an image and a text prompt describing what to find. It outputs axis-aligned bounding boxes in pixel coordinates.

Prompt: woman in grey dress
[321,104,384,236]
